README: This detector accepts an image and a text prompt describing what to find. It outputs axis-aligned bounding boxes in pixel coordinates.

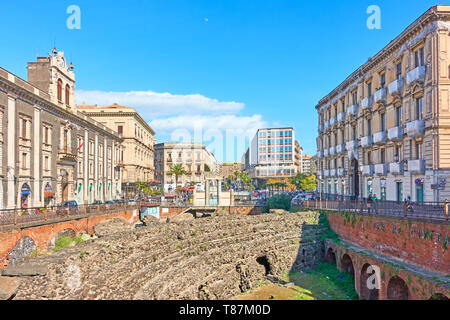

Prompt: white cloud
[150,114,267,162]
[150,114,266,136]
[75,90,244,118]
[75,89,270,161]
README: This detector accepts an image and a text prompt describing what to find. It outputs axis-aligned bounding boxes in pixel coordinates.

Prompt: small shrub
[53,236,74,252]
[264,194,291,213]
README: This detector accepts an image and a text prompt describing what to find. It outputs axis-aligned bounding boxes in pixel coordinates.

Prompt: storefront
[20,183,31,208]
[415,178,424,202]
[44,182,55,206]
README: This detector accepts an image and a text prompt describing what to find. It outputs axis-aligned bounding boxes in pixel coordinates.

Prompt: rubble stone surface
[12,212,326,300]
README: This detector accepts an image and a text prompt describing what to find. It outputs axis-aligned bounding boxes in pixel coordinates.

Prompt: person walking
[372,194,378,213]
[367,193,373,214]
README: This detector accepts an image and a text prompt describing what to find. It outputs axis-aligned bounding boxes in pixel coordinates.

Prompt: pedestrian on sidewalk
[372,194,378,213]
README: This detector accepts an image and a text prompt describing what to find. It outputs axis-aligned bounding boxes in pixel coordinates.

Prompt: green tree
[167,164,187,187]
[290,173,317,192]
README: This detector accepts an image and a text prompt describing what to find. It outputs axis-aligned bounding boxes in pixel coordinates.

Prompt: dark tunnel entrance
[257,256,272,276]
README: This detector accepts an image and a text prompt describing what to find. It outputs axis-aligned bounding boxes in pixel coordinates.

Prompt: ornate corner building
[316,6,450,202]
[77,103,156,197]
[0,49,123,209]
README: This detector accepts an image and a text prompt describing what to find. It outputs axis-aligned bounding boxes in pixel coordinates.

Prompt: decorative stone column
[7,95,16,209]
[33,106,41,207]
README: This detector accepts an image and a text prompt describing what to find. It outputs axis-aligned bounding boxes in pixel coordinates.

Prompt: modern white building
[243,127,299,180]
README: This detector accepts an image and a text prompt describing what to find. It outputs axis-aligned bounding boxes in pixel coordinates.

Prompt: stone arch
[9,236,36,266]
[48,228,77,250]
[341,253,354,276]
[359,263,380,300]
[387,276,409,300]
[429,293,449,300]
[325,247,336,264]
[256,256,272,276]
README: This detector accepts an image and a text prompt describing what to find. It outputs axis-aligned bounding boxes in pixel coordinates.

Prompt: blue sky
[0,0,444,161]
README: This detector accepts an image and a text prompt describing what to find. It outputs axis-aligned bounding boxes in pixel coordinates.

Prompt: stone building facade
[316,6,450,202]
[78,103,156,197]
[218,162,244,179]
[0,49,122,209]
[244,127,299,181]
[154,142,218,192]
[295,140,303,174]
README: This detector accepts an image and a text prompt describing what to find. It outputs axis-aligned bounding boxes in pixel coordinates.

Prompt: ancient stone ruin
[6,211,326,300]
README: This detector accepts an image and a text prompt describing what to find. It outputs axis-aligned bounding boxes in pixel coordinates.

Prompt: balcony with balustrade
[329,146,336,156]
[388,77,404,96]
[345,140,358,151]
[373,131,387,145]
[406,66,426,87]
[58,146,78,162]
[361,97,373,111]
[406,120,425,139]
[347,148,358,161]
[374,87,387,104]
[337,168,346,177]
[375,163,388,176]
[336,144,345,155]
[389,162,404,175]
[388,126,404,142]
[408,159,425,174]
[330,168,338,177]
[361,165,374,176]
[361,135,373,148]
[347,104,358,117]
[329,117,337,128]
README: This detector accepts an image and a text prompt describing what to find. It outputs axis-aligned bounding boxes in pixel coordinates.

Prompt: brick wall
[326,240,450,300]
[0,209,139,268]
[326,212,450,274]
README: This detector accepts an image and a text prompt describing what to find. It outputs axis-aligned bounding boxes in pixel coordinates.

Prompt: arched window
[65,84,70,106]
[57,79,63,102]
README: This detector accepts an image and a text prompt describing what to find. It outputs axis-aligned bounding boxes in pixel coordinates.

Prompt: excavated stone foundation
[10,211,326,300]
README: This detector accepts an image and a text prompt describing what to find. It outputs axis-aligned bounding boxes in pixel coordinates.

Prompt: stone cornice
[0,73,121,141]
[315,6,450,111]
[79,110,155,136]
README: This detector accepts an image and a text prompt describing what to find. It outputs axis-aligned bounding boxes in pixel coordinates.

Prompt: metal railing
[297,197,449,221]
[0,202,141,228]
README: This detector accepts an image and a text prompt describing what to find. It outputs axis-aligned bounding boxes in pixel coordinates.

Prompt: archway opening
[341,254,354,276]
[9,236,36,266]
[326,248,336,264]
[429,293,449,300]
[48,229,76,250]
[360,264,379,300]
[387,276,409,300]
[256,256,272,276]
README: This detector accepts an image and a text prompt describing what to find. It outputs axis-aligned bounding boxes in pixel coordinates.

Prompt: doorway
[416,184,424,202]
[352,160,359,198]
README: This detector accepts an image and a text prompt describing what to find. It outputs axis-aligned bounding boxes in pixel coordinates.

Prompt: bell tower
[27,48,77,111]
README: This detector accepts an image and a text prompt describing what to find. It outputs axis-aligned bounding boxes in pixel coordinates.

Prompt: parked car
[63,200,78,208]
[127,199,137,205]
[104,200,115,208]
[55,200,78,215]
[91,200,103,206]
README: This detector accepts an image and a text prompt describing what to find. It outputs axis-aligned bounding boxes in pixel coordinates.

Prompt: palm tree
[240,172,252,191]
[167,164,187,188]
